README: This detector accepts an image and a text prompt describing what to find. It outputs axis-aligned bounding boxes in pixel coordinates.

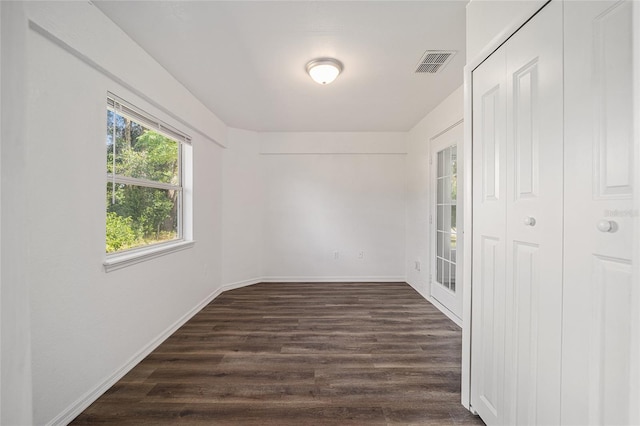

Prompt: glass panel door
[436,145,457,293]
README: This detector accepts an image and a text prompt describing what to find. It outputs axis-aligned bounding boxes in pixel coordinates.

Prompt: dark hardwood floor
[71,282,484,425]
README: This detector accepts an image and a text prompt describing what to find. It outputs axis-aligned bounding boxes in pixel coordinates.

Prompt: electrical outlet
[358,251,364,259]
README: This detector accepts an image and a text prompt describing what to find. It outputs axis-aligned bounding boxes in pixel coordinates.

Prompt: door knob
[523,216,536,226]
[597,220,615,232]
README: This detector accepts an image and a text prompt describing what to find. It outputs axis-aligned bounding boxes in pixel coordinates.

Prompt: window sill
[103,240,195,272]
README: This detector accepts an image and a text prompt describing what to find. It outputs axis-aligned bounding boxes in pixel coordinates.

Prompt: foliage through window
[106,95,188,253]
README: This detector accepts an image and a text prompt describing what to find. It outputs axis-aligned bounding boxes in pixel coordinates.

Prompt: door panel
[593,1,633,197]
[562,2,634,424]
[482,87,501,201]
[512,241,540,426]
[471,40,507,426]
[504,3,563,425]
[513,61,539,199]
[478,235,502,418]
[589,256,632,425]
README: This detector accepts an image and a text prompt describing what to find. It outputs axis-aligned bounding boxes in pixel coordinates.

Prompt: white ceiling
[94,1,467,132]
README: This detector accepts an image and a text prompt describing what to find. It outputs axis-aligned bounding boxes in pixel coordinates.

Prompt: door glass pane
[437,231,444,257]
[437,205,444,231]
[451,233,457,263]
[437,151,444,177]
[443,175,451,204]
[444,204,451,233]
[451,205,457,232]
[437,178,444,204]
[450,262,456,292]
[444,147,451,176]
[443,261,450,288]
[451,173,457,202]
[444,231,451,261]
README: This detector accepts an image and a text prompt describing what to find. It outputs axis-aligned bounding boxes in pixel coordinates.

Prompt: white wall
[466,0,547,62]
[2,2,228,425]
[405,87,464,299]
[0,4,3,421]
[222,128,263,287]
[1,3,32,425]
[260,133,407,281]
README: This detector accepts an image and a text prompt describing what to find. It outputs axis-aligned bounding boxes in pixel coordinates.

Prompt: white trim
[411,283,463,328]
[27,20,224,149]
[0,3,3,421]
[431,119,464,141]
[260,276,406,283]
[461,65,474,411]
[461,0,550,412]
[259,152,407,156]
[631,1,640,423]
[46,278,260,426]
[429,121,464,323]
[220,277,262,292]
[107,174,182,192]
[103,240,195,272]
[428,295,463,328]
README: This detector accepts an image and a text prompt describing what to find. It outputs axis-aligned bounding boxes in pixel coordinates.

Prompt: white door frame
[429,120,463,326]
[631,2,640,423]
[462,0,640,416]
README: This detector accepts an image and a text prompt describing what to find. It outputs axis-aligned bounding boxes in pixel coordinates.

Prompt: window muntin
[106,95,187,254]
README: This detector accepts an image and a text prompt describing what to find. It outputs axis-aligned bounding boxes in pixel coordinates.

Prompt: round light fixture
[306,58,343,85]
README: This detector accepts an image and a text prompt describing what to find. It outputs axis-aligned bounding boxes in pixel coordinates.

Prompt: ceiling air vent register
[415,50,456,74]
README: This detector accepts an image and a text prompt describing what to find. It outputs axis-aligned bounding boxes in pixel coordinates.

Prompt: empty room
[1,1,638,425]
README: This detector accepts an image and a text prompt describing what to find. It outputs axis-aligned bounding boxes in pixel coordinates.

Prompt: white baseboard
[429,297,462,327]
[220,277,262,291]
[48,277,260,426]
[260,276,406,283]
[407,281,462,327]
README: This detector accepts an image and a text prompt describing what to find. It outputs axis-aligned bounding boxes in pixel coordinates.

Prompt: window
[105,94,190,257]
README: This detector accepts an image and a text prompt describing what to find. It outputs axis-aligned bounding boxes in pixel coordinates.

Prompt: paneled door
[471,2,563,425]
[431,122,463,320]
[561,1,634,424]
[470,42,507,426]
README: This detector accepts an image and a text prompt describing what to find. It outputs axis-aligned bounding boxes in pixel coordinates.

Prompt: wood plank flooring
[71,282,484,425]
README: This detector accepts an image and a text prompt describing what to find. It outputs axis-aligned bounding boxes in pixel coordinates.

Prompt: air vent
[415,50,456,74]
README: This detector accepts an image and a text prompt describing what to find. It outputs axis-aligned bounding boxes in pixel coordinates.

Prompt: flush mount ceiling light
[306,58,343,85]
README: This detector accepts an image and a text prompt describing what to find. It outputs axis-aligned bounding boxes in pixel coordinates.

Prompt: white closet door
[471,2,563,424]
[503,3,564,425]
[471,36,508,426]
[562,1,634,425]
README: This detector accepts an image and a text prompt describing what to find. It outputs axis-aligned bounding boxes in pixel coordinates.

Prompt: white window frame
[104,93,194,272]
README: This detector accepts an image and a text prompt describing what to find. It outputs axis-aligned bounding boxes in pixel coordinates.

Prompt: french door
[431,123,463,321]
